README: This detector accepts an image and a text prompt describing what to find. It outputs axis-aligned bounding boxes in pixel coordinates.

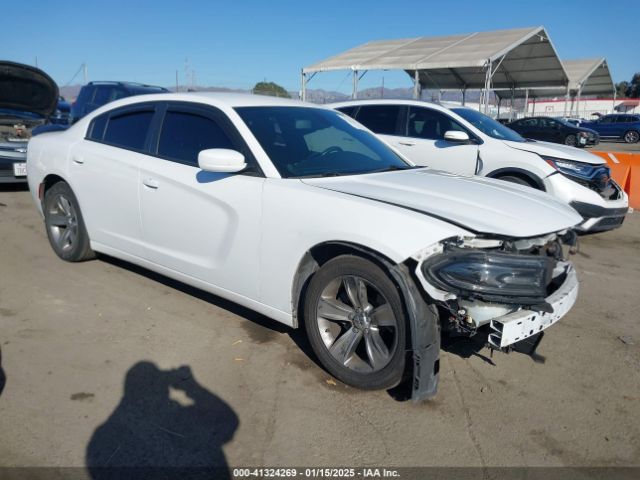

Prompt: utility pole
[35,57,38,68]
[83,63,88,84]
[175,70,179,92]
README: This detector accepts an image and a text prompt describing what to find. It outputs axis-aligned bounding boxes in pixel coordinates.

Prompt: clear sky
[5,0,638,94]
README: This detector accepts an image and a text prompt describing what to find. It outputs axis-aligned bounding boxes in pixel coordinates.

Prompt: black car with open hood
[1,61,59,183]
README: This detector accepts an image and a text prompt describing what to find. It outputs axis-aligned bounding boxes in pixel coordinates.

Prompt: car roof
[330,98,452,113]
[76,92,317,120]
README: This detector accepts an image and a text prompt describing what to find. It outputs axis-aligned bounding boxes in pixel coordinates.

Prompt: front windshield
[0,109,43,120]
[452,107,525,142]
[235,106,412,178]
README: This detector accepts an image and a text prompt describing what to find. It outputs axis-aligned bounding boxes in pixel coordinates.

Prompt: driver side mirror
[198,149,246,173]
[444,130,470,143]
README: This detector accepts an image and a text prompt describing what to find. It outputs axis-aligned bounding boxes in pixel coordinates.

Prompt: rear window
[355,105,402,135]
[102,109,154,151]
[336,106,357,118]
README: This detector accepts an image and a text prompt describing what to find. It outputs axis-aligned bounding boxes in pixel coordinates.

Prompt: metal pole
[83,63,87,84]
[524,89,529,119]
[301,71,306,101]
[576,87,582,118]
[175,70,179,92]
[462,88,466,106]
[413,70,420,100]
[509,87,515,121]
[563,86,570,117]
[532,97,536,116]
[497,97,501,118]
[352,70,358,100]
[612,87,617,114]
[484,61,493,114]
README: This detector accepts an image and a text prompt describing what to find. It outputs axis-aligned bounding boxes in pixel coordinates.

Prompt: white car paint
[331,99,628,233]
[27,92,581,337]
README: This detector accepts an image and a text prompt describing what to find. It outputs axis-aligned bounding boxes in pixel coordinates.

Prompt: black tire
[624,130,639,144]
[564,134,577,147]
[43,181,95,262]
[496,174,539,189]
[303,255,407,390]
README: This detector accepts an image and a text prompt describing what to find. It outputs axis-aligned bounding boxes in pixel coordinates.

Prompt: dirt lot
[1,184,639,472]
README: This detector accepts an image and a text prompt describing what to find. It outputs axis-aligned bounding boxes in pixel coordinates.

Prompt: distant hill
[59,83,504,106]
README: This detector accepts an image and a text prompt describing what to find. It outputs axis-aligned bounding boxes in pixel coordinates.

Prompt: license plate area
[13,162,27,177]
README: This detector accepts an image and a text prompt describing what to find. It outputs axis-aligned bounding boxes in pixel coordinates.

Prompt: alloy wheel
[315,275,398,373]
[47,194,79,252]
[624,131,639,143]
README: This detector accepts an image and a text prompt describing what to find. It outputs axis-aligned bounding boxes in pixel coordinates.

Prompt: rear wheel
[44,181,95,262]
[564,134,577,146]
[624,130,639,143]
[303,255,406,390]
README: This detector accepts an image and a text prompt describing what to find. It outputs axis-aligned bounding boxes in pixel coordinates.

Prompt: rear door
[138,102,264,298]
[69,104,157,257]
[394,105,478,174]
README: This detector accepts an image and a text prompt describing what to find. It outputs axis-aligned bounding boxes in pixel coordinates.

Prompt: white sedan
[27,92,582,400]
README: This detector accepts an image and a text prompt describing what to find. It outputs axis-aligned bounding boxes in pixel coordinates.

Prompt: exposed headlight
[422,248,553,302]
[541,155,603,177]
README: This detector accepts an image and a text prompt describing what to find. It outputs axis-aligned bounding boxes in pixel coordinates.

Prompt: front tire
[564,134,577,146]
[624,130,639,143]
[44,181,95,262]
[303,255,407,390]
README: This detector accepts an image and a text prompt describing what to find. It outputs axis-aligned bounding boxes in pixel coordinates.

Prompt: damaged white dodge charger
[27,93,582,400]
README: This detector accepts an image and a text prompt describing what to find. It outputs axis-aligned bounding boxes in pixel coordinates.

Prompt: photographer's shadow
[86,361,238,479]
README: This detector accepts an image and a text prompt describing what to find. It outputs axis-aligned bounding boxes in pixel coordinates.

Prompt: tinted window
[355,105,402,135]
[600,116,615,124]
[539,118,559,129]
[93,87,115,105]
[235,107,410,178]
[407,107,465,140]
[103,109,154,150]
[517,118,538,127]
[158,110,234,166]
[337,106,357,118]
[88,113,108,141]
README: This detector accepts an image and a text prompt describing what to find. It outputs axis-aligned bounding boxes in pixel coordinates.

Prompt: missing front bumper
[488,264,579,349]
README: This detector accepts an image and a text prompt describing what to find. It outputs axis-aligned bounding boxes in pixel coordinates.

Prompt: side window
[87,113,108,141]
[157,110,234,166]
[355,105,402,135]
[519,118,538,127]
[103,109,155,151]
[337,106,357,118]
[93,87,113,106]
[540,118,558,129]
[407,107,465,140]
[600,116,614,124]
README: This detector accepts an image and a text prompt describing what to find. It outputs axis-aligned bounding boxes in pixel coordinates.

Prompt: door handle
[143,178,159,189]
[398,141,415,146]
[72,156,84,164]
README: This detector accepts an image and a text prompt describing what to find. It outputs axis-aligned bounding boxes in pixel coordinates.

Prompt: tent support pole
[497,98,501,118]
[563,86,570,117]
[483,61,493,114]
[509,86,515,121]
[532,97,536,116]
[462,87,466,106]
[612,87,617,114]
[352,69,358,99]
[524,89,529,119]
[576,87,582,118]
[413,70,421,100]
[301,71,306,101]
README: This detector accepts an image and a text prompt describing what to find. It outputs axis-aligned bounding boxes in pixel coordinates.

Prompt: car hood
[301,169,582,238]
[502,139,605,164]
[0,61,59,117]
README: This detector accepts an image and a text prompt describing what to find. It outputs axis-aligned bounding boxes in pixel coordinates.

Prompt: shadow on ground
[0,346,5,398]
[86,361,238,479]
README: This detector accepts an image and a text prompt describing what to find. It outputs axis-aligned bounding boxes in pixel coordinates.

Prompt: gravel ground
[0,185,639,473]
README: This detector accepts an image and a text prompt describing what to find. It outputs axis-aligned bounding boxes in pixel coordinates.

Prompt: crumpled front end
[413,231,579,352]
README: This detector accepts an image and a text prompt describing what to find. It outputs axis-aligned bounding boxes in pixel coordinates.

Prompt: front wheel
[303,255,407,390]
[624,130,639,143]
[44,181,95,262]
[564,134,577,146]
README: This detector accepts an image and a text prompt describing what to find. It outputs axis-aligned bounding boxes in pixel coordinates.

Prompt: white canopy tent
[493,58,615,117]
[302,26,569,112]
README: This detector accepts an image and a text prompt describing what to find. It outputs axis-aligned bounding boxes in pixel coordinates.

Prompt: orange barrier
[591,151,640,209]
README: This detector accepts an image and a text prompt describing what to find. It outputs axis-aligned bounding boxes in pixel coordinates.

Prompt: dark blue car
[582,114,640,143]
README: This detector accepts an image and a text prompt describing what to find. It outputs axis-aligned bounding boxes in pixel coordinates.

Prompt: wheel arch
[486,167,545,191]
[40,174,68,207]
[291,241,398,329]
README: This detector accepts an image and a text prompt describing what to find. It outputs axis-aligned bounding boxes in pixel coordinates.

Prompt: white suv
[332,100,628,234]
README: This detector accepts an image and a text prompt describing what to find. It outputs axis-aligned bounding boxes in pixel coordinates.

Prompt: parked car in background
[581,114,640,143]
[0,61,58,184]
[50,96,71,125]
[507,116,599,147]
[27,92,584,400]
[332,100,627,233]
[70,81,169,123]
